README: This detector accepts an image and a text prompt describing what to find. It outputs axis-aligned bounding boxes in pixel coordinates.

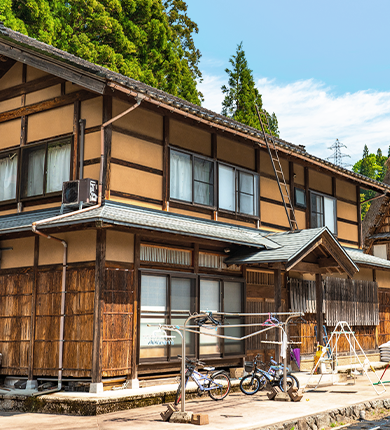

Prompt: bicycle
[240,354,299,395]
[175,356,231,405]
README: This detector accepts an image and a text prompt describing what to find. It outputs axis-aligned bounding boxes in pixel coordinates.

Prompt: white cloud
[199,75,390,165]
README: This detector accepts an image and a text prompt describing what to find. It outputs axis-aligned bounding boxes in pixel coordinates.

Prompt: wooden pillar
[357,185,362,248]
[131,234,141,380]
[92,228,106,384]
[72,100,81,180]
[103,95,112,200]
[162,116,169,210]
[304,167,310,229]
[274,268,282,362]
[316,273,323,345]
[28,236,39,381]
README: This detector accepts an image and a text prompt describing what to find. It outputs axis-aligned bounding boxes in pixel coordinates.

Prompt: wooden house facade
[0,24,390,392]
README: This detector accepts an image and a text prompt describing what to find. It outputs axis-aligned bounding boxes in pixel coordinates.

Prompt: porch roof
[224,227,359,278]
[345,248,390,270]
[0,201,280,250]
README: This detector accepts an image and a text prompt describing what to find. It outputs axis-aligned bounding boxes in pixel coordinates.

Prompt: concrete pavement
[2,371,390,430]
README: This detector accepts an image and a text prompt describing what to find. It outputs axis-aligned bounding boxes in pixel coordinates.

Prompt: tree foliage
[221,42,279,136]
[352,144,388,219]
[1,0,202,105]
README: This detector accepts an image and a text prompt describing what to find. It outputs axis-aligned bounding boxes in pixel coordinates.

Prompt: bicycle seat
[203,366,215,371]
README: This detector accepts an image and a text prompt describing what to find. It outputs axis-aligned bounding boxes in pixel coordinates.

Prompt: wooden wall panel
[260,177,283,202]
[81,97,103,128]
[218,135,254,170]
[113,99,163,140]
[0,96,21,113]
[27,104,74,142]
[0,272,33,375]
[170,119,211,156]
[309,170,332,195]
[102,268,134,377]
[260,201,290,228]
[106,230,134,263]
[25,85,61,105]
[112,131,163,170]
[110,164,162,200]
[0,118,21,150]
[0,237,35,269]
[336,179,357,202]
[0,63,23,90]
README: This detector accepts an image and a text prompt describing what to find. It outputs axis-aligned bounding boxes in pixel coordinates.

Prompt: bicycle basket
[244,361,254,372]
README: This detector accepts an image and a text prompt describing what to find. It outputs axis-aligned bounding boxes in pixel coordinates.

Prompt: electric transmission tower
[326,139,351,167]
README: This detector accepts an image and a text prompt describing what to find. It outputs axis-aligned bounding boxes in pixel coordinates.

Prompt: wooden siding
[0,271,32,375]
[102,268,134,377]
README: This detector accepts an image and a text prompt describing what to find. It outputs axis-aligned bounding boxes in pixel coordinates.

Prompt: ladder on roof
[255,105,298,231]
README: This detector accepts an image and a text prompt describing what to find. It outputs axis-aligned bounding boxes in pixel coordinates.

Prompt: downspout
[30,97,142,395]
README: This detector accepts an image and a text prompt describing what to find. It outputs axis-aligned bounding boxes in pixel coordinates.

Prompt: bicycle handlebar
[177,355,206,367]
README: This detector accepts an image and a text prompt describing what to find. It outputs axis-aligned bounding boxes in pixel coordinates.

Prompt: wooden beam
[357,185,362,248]
[0,90,97,124]
[315,273,323,345]
[162,116,169,210]
[20,64,27,147]
[291,261,328,274]
[304,167,310,229]
[72,100,80,180]
[103,95,112,199]
[132,234,141,379]
[318,257,339,268]
[28,235,39,381]
[91,229,106,384]
[0,74,64,102]
[0,41,105,94]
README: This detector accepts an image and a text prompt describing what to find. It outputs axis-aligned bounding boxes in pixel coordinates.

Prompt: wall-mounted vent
[62,178,98,208]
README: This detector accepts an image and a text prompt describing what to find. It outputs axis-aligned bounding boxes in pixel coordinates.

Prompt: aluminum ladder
[256,105,298,231]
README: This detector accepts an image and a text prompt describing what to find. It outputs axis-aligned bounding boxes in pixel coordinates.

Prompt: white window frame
[218,162,259,217]
[310,190,337,235]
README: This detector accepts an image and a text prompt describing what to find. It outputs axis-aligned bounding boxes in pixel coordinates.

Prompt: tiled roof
[0,24,389,192]
[0,201,280,249]
[346,248,390,269]
[224,227,355,268]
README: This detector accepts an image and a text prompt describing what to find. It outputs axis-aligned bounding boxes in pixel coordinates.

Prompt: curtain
[46,143,71,193]
[324,196,336,234]
[194,157,213,206]
[170,150,192,202]
[0,155,17,201]
[199,279,221,354]
[239,171,254,215]
[218,165,235,211]
[25,147,45,197]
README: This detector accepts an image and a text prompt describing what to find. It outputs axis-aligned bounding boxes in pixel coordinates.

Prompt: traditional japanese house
[0,23,389,392]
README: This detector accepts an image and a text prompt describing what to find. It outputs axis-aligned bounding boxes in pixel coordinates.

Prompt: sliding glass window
[170,149,214,207]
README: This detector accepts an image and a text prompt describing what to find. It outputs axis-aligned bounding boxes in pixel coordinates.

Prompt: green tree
[221,42,279,136]
[353,145,388,219]
[2,0,202,105]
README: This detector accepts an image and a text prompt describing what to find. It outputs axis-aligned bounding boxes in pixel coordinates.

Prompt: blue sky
[187,0,390,166]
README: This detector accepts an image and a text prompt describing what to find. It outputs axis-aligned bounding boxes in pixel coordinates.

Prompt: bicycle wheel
[279,374,299,392]
[208,372,231,401]
[239,374,262,395]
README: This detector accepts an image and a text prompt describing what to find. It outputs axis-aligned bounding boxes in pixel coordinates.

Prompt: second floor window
[21,139,71,199]
[0,152,18,202]
[170,149,214,207]
[218,164,259,216]
[310,191,337,234]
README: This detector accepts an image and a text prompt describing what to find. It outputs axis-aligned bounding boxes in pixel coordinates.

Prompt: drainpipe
[30,97,142,393]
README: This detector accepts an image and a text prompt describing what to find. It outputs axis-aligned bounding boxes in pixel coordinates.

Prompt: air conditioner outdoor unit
[62,178,98,210]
